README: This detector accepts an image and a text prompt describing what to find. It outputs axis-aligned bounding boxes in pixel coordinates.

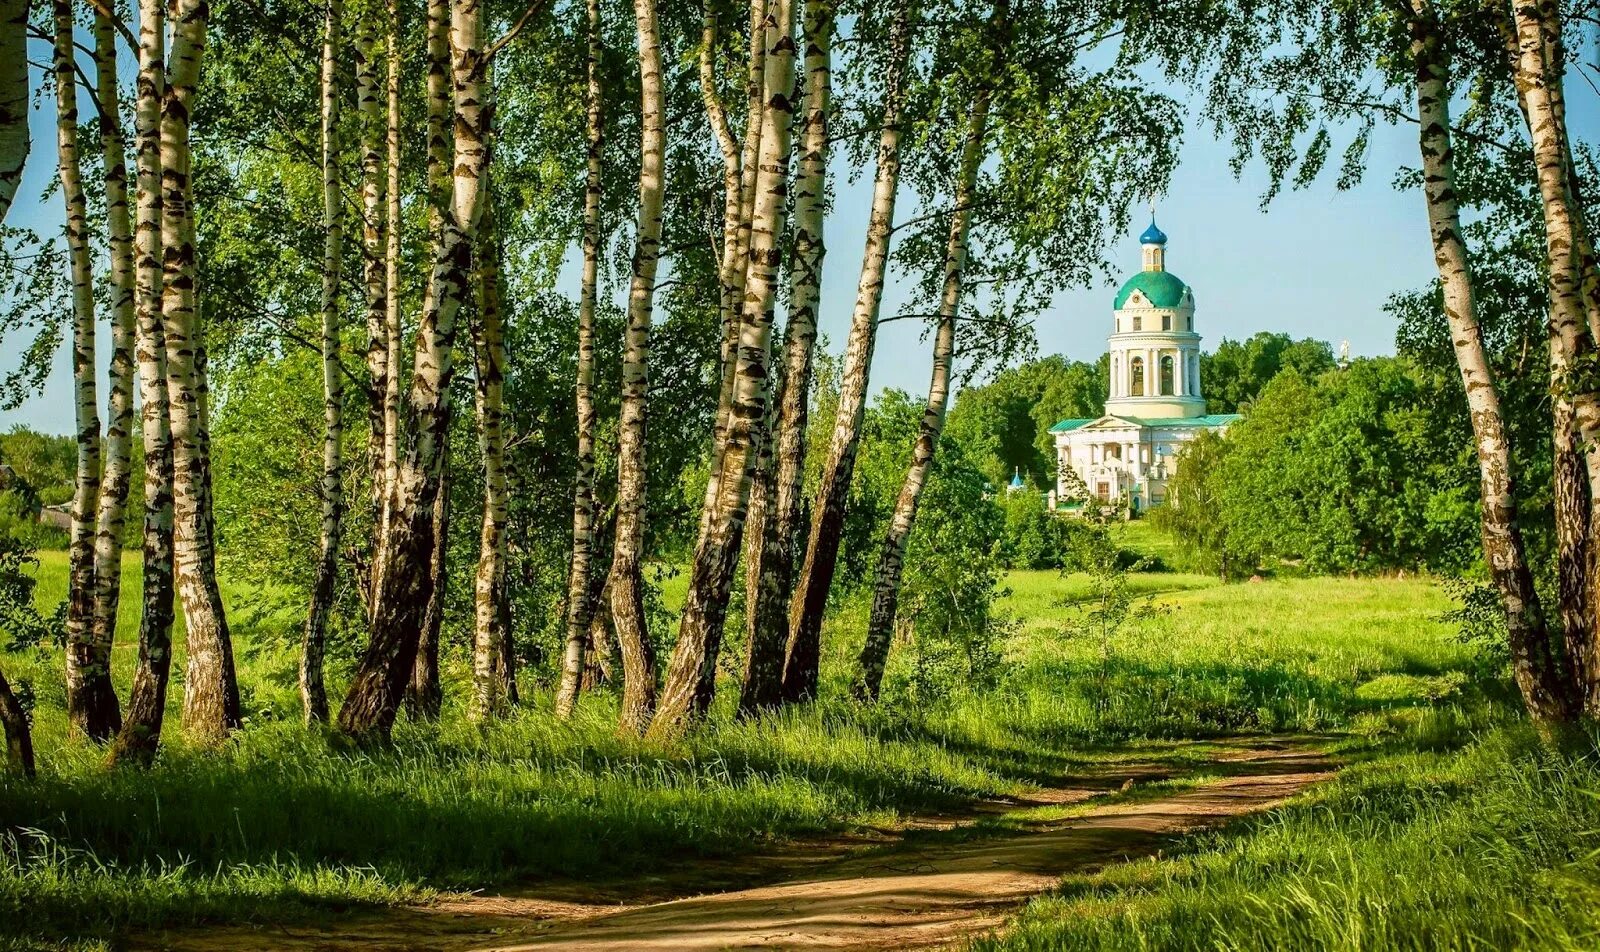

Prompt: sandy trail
[136,739,1333,952]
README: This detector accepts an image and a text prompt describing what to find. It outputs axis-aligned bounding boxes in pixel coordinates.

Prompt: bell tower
[1104,217,1206,420]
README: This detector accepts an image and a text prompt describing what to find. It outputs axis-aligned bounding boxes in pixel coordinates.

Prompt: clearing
[135,736,1334,952]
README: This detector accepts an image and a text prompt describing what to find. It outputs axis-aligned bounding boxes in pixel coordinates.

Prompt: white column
[1174,349,1184,396]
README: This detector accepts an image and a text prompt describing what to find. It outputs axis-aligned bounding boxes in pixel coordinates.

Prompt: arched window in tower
[1160,354,1174,395]
[1130,356,1145,396]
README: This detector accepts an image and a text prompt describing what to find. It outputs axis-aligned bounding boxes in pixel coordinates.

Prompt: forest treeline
[1,0,1600,772]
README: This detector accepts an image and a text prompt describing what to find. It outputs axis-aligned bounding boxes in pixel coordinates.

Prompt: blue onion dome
[1009,468,1024,489]
[1139,218,1167,245]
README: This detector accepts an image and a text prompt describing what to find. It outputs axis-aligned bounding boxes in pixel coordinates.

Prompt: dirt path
[137,739,1334,952]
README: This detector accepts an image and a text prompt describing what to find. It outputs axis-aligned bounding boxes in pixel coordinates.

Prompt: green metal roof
[1113,270,1190,309]
[1049,418,1095,433]
[1050,413,1240,433]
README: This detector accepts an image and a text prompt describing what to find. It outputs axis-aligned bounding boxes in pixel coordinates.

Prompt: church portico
[1052,219,1239,512]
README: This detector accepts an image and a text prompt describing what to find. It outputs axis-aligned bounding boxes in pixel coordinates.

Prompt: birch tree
[357,13,391,565]
[404,0,455,724]
[107,0,177,768]
[783,0,914,703]
[697,0,767,543]
[161,0,242,742]
[1406,0,1572,724]
[1499,0,1600,717]
[384,0,403,555]
[555,0,606,720]
[301,0,345,724]
[471,188,509,720]
[0,0,27,772]
[608,0,667,735]
[89,0,137,739]
[653,0,797,735]
[340,0,487,741]
[855,64,994,702]
[0,0,23,223]
[55,0,117,740]
[740,0,832,716]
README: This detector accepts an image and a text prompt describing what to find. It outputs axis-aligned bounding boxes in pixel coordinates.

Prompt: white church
[1050,219,1239,512]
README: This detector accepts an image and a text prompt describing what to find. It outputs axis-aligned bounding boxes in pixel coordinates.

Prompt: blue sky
[5,60,1599,434]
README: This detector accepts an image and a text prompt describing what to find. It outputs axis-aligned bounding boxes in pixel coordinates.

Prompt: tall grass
[0,536,1510,949]
[971,724,1600,951]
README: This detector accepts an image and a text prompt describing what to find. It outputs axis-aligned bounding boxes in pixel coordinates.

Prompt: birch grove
[652,0,798,737]
[5,0,1598,780]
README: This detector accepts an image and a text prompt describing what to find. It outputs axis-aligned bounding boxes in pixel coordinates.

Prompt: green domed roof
[1114,270,1190,310]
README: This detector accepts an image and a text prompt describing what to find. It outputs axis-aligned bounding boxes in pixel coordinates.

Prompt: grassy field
[0,527,1586,951]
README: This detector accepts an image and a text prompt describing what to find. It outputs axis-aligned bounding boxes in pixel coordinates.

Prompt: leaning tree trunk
[301,0,345,725]
[471,192,509,721]
[161,0,241,743]
[857,78,992,702]
[0,0,24,223]
[607,0,667,736]
[357,17,390,581]
[651,0,796,738]
[340,0,485,741]
[107,0,176,768]
[555,0,606,720]
[55,0,117,741]
[89,0,135,739]
[1504,0,1600,716]
[1408,1,1571,725]
[740,0,831,716]
[782,0,913,704]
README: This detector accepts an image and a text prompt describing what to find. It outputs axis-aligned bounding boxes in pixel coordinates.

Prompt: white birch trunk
[89,0,135,741]
[162,0,241,743]
[301,0,345,725]
[54,0,114,740]
[856,78,992,701]
[555,0,606,720]
[107,0,176,767]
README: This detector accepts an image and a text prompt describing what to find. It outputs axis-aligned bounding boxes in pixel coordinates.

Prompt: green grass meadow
[2,529,1595,951]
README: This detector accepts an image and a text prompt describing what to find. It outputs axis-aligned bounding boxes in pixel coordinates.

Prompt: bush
[0,491,65,551]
